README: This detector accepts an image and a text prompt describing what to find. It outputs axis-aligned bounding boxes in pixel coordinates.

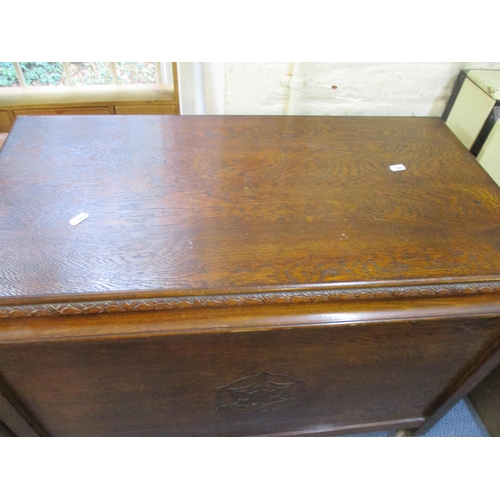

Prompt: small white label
[390,164,406,172]
[69,213,89,226]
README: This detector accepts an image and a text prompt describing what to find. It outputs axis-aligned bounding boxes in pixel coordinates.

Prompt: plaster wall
[201,62,500,117]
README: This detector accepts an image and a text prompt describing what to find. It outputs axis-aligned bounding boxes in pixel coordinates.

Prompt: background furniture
[443,69,500,436]
[443,69,500,186]
[0,64,179,133]
[2,115,500,436]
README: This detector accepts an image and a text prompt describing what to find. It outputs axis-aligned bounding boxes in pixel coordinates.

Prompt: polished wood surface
[1,115,500,436]
[0,309,499,437]
[2,115,500,299]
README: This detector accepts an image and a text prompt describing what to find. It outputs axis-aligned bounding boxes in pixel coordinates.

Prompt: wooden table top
[1,115,500,307]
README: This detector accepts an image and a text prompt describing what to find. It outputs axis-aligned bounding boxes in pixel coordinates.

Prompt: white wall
[202,62,225,115]
[177,62,205,115]
[194,62,500,117]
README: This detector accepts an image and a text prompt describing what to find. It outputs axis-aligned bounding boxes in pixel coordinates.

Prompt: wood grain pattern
[1,115,500,301]
[1,316,498,436]
[2,115,500,436]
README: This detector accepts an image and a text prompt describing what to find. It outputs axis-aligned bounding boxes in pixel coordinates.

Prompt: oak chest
[1,115,500,436]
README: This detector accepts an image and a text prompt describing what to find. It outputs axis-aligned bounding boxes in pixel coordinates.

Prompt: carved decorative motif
[216,371,305,413]
[2,281,500,319]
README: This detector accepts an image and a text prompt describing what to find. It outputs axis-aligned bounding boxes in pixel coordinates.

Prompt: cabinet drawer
[14,107,110,117]
[115,104,176,115]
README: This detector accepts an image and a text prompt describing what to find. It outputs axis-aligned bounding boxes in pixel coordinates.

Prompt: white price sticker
[69,213,89,226]
[390,164,406,172]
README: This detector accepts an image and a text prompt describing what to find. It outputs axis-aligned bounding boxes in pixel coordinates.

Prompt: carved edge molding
[2,281,500,319]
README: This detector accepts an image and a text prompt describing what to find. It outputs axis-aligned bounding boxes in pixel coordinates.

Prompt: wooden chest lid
[2,115,500,315]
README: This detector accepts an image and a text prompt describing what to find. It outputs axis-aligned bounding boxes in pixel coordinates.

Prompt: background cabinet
[0,63,180,133]
[443,69,500,186]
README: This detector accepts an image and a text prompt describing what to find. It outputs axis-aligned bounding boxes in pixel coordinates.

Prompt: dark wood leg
[468,366,500,437]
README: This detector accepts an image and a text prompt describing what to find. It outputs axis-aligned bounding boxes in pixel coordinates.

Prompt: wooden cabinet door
[14,107,110,117]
